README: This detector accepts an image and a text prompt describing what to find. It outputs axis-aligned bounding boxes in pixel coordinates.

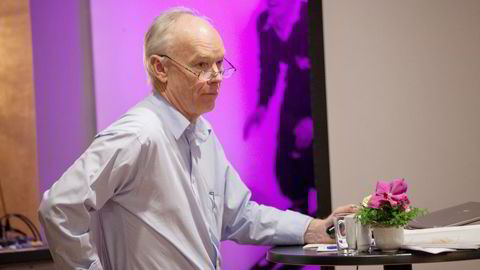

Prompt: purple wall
[31,0,96,195]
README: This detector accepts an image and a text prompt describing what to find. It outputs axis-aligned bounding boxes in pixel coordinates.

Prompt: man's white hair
[144,7,203,91]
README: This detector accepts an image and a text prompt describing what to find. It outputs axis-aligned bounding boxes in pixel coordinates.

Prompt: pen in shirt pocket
[209,191,217,210]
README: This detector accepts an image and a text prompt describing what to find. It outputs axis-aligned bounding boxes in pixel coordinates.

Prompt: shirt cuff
[273,210,313,245]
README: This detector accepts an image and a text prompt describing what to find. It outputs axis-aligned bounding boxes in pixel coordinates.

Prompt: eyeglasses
[159,54,236,82]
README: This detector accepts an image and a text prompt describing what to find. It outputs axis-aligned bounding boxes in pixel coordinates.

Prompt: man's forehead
[170,15,224,58]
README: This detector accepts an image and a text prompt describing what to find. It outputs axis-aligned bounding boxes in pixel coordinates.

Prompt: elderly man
[39,7,355,270]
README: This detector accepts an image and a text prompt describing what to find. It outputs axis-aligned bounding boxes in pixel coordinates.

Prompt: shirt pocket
[208,191,223,228]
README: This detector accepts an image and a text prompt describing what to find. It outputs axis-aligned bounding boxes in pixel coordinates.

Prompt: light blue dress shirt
[38,92,312,270]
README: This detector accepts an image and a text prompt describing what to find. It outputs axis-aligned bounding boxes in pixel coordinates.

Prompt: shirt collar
[188,117,212,143]
[149,91,212,143]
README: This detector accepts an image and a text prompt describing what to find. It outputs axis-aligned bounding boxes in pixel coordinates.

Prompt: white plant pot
[373,227,404,252]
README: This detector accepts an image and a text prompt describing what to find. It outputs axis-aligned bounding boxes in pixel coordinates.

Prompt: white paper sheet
[402,224,480,253]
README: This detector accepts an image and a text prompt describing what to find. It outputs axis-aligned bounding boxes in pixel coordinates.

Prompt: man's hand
[304,219,335,244]
[304,204,358,244]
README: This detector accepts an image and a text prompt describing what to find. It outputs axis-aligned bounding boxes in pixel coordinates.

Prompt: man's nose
[209,64,223,82]
[212,62,221,73]
[209,71,222,83]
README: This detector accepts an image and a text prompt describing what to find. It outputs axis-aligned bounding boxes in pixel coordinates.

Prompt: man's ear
[151,55,168,83]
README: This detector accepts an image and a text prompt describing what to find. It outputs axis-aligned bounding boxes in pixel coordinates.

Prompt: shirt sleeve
[220,165,313,245]
[38,131,146,270]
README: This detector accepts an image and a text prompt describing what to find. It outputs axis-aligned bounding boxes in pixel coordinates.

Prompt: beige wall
[323,0,480,269]
[0,0,40,234]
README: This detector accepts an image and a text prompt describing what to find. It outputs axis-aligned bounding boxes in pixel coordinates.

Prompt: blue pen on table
[303,244,338,252]
[318,245,337,252]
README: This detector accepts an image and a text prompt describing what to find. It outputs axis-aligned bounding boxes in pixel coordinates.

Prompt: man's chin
[206,102,216,112]
[199,102,216,115]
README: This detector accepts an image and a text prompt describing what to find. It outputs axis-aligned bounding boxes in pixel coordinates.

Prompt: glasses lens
[198,63,235,81]
[223,68,234,79]
[199,71,222,81]
[199,71,211,81]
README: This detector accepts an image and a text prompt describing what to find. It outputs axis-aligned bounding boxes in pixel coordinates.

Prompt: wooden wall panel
[0,0,39,237]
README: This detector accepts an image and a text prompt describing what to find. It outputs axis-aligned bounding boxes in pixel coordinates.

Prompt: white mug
[345,214,371,252]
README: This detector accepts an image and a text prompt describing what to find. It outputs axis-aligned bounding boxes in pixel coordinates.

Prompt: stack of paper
[403,224,480,254]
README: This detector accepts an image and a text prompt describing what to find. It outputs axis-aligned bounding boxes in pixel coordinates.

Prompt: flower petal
[390,178,408,194]
[362,195,372,207]
[368,194,384,208]
[375,181,390,194]
[391,193,410,205]
[389,198,398,207]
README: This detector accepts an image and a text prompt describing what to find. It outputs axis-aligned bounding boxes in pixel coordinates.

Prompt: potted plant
[355,178,426,252]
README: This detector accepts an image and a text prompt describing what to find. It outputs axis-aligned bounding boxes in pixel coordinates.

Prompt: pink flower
[368,178,410,209]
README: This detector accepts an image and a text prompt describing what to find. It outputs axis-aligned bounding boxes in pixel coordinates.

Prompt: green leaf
[354,205,427,227]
